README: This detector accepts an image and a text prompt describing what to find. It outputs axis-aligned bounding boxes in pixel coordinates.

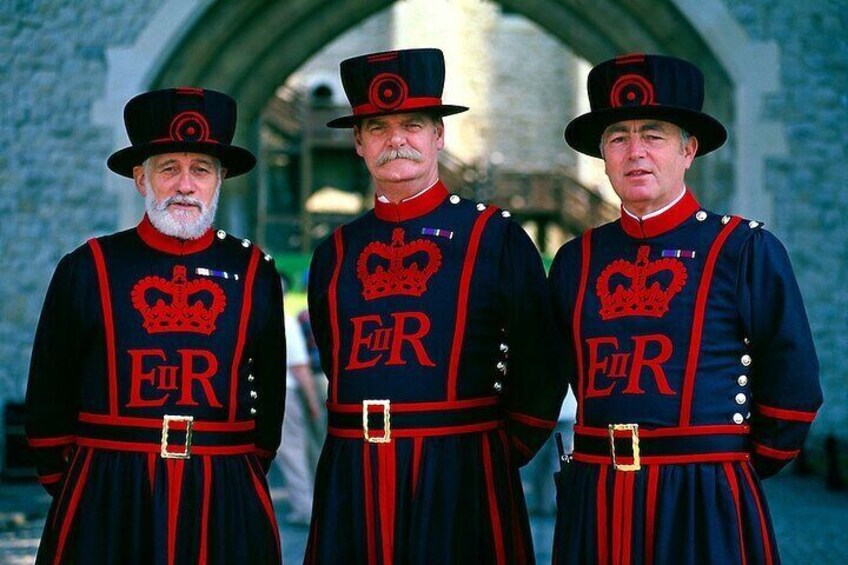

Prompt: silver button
[493,381,503,393]
[250,408,257,415]
[264,253,272,262]
[696,210,707,221]
[735,393,747,405]
[741,354,752,366]
[721,215,731,225]
[743,337,750,345]
[216,230,226,239]
[248,358,254,364]
[732,413,744,424]
[247,374,255,382]
[737,375,748,386]
[449,195,461,204]
[496,361,507,372]
[749,220,760,229]
[241,238,251,248]
[499,343,509,353]
[476,203,486,212]
[501,210,511,218]
[250,390,258,399]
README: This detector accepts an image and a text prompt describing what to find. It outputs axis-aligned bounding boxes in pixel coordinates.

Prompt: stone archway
[96,0,785,232]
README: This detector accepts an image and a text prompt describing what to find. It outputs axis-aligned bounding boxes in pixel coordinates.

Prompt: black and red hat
[107,87,256,178]
[327,48,468,128]
[565,54,727,158]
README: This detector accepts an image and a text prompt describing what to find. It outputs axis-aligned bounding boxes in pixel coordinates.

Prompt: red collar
[619,190,701,239]
[136,214,214,255]
[373,181,449,222]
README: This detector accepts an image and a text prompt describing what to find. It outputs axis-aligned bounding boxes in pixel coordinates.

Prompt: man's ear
[132,165,147,197]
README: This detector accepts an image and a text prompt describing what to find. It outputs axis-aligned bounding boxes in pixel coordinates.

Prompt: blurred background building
[1,0,845,480]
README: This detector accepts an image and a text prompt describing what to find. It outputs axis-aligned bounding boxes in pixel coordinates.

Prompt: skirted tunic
[548,190,822,564]
[26,216,286,565]
[305,181,566,564]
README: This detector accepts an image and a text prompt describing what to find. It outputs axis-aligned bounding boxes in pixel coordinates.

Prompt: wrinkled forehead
[146,152,220,167]
[602,119,684,137]
[357,111,438,128]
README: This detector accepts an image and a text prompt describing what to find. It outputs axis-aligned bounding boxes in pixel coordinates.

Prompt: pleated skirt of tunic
[36,447,281,565]
[305,429,534,564]
[553,460,780,565]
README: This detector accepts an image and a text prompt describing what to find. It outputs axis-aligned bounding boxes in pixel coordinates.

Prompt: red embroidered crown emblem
[356,228,442,300]
[596,246,686,320]
[131,265,226,334]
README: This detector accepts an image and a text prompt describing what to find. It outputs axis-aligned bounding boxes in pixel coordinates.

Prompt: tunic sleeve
[499,222,568,466]
[25,251,87,495]
[307,234,337,381]
[252,261,287,472]
[738,228,822,478]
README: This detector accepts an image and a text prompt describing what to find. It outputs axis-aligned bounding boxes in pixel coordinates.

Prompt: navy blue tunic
[549,190,822,564]
[26,216,286,565]
[305,181,566,564]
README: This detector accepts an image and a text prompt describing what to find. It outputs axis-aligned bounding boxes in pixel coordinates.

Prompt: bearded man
[25,88,286,564]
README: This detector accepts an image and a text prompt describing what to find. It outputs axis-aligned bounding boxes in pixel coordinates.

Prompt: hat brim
[564,106,727,158]
[326,104,469,128]
[107,141,257,179]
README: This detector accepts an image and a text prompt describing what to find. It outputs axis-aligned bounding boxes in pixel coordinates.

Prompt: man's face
[601,119,697,215]
[354,112,444,193]
[133,152,224,239]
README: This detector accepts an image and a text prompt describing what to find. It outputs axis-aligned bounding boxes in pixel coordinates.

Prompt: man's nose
[627,138,646,159]
[388,127,406,147]
[175,170,195,192]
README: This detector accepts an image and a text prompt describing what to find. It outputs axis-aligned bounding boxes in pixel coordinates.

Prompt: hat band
[352,96,443,116]
[150,137,222,145]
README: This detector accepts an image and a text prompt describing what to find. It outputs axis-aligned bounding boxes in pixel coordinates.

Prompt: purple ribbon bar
[661,249,696,259]
[421,228,454,239]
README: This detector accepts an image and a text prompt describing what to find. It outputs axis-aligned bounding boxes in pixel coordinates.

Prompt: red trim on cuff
[752,441,800,460]
[39,472,64,485]
[255,447,276,459]
[28,435,76,448]
[755,403,817,423]
[506,411,556,430]
[511,436,533,458]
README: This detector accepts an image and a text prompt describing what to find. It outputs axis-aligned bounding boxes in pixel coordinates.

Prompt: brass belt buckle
[161,415,194,459]
[609,423,640,471]
[362,400,391,443]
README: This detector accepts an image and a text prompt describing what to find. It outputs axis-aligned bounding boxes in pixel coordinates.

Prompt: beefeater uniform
[25,88,286,565]
[305,49,567,564]
[549,54,823,564]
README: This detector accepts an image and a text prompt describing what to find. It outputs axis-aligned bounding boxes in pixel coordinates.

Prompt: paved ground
[1,469,846,563]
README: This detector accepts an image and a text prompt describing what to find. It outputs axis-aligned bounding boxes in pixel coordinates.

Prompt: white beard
[144,180,220,240]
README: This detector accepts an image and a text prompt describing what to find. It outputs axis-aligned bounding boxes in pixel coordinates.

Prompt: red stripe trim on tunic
[78,412,255,431]
[411,437,423,498]
[679,217,742,426]
[752,441,799,460]
[27,435,76,448]
[622,472,635,565]
[167,459,185,565]
[481,434,506,565]
[87,239,118,416]
[53,448,93,565]
[229,246,261,422]
[755,403,817,422]
[574,424,748,438]
[329,228,345,404]
[76,437,255,455]
[447,206,498,400]
[741,463,774,565]
[327,396,498,413]
[722,462,748,565]
[611,472,623,565]
[362,445,377,565]
[574,230,593,426]
[499,429,527,565]
[377,445,397,565]
[511,436,533,459]
[199,456,212,565]
[38,472,63,485]
[255,447,275,459]
[596,464,609,565]
[573,452,749,465]
[328,420,502,439]
[645,466,659,564]
[505,410,556,429]
[246,455,282,561]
